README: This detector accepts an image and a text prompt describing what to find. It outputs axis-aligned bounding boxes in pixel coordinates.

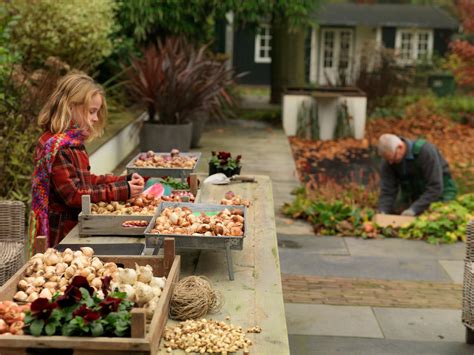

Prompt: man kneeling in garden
[377,134,457,216]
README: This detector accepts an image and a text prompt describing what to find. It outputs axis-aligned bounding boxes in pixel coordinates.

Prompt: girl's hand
[128,181,144,197]
[131,173,144,186]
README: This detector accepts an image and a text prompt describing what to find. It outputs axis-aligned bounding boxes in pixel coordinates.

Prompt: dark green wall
[382,27,396,48]
[233,28,271,85]
[214,19,227,53]
[304,28,312,83]
[434,29,454,56]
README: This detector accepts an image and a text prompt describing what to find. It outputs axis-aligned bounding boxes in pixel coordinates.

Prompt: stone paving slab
[439,260,465,284]
[275,215,314,235]
[344,237,466,260]
[373,308,465,342]
[278,234,349,255]
[285,303,383,338]
[278,253,453,282]
[289,335,474,355]
[282,274,462,309]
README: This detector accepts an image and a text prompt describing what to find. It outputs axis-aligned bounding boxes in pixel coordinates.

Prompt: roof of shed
[314,4,458,30]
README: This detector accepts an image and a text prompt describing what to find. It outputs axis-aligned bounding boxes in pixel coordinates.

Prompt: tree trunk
[270,19,306,104]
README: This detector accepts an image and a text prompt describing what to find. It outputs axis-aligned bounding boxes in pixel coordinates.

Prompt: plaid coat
[36,132,130,247]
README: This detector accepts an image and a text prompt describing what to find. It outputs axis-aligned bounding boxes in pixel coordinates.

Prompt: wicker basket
[0,201,25,286]
[467,220,474,262]
[462,259,474,329]
[463,221,474,334]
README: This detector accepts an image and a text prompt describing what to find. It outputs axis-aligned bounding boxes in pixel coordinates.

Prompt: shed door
[319,28,354,86]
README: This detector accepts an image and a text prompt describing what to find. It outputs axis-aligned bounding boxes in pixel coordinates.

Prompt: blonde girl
[29,72,143,251]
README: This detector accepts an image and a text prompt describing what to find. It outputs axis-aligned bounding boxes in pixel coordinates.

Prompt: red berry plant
[209,151,242,171]
[449,0,474,91]
[24,276,133,337]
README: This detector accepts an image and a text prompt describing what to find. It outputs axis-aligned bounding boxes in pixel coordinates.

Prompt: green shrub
[399,194,474,244]
[115,0,221,45]
[0,110,38,205]
[0,58,68,205]
[371,93,474,125]
[6,0,116,70]
[282,182,376,237]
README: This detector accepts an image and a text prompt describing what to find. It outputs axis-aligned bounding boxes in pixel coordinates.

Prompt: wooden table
[61,175,290,354]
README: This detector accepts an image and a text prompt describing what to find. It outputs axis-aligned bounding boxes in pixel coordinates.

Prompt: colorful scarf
[28,129,84,254]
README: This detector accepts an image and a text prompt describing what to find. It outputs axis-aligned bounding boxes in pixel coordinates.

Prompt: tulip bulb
[13,291,28,302]
[136,264,153,284]
[39,288,52,300]
[80,247,94,257]
[17,280,28,291]
[32,277,45,287]
[26,292,38,302]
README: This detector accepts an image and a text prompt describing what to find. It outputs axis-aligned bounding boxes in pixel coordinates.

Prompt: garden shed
[224,4,459,86]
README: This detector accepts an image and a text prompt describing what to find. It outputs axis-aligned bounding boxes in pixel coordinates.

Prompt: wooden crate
[78,195,153,236]
[373,213,415,228]
[0,238,180,355]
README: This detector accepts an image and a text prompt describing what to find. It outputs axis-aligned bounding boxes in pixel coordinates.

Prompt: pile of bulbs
[91,194,160,216]
[0,301,29,335]
[151,207,244,237]
[13,248,166,318]
[163,319,255,354]
[110,264,166,319]
[220,191,251,208]
[162,191,195,203]
[14,247,116,303]
[134,149,197,169]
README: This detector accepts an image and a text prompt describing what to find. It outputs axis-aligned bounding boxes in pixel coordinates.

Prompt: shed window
[323,31,335,68]
[395,29,433,65]
[255,25,272,63]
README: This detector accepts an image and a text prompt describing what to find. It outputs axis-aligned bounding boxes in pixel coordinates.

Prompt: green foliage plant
[282,173,379,237]
[6,0,116,71]
[399,194,474,244]
[159,177,189,191]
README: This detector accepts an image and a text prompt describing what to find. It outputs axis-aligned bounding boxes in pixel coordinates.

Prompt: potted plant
[126,37,237,152]
[209,151,242,177]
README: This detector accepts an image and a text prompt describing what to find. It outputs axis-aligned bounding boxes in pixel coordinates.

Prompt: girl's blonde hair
[38,72,107,139]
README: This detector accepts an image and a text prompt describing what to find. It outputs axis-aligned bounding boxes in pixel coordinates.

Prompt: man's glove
[401,209,415,217]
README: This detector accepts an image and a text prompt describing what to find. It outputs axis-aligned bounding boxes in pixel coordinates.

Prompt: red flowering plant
[24,276,133,337]
[209,151,242,171]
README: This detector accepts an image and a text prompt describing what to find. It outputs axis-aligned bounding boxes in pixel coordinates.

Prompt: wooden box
[78,195,154,236]
[373,213,415,228]
[0,239,180,355]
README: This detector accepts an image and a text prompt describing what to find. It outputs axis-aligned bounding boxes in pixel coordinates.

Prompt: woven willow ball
[169,276,223,321]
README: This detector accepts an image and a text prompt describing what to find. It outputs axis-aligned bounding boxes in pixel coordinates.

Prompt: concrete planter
[140,121,193,152]
[190,112,209,148]
[282,87,367,140]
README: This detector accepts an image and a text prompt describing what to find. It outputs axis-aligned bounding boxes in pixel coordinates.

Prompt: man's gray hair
[378,134,402,155]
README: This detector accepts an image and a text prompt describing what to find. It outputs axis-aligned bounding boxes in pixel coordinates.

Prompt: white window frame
[254,24,272,63]
[395,28,433,65]
[318,28,355,85]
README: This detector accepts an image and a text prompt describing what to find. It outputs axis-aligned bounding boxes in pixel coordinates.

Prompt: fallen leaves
[289,113,474,185]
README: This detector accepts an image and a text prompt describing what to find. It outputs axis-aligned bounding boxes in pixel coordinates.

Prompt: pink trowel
[143,183,165,199]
